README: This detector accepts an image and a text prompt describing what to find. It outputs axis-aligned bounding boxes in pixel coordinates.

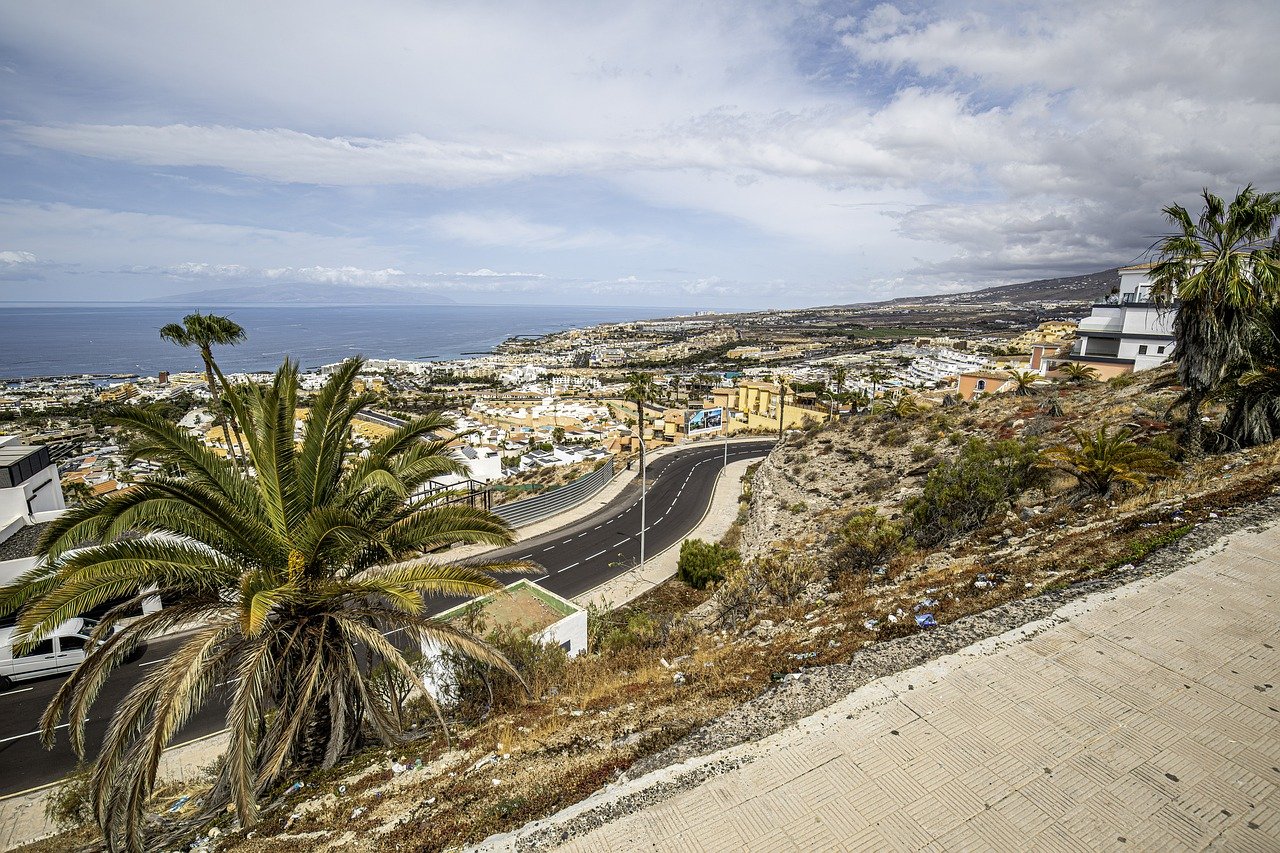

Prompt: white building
[1064,264,1176,376]
[0,437,67,587]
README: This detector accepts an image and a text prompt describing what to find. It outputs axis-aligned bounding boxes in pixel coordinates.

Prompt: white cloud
[2,1,1278,303]
[0,250,48,281]
[425,212,662,252]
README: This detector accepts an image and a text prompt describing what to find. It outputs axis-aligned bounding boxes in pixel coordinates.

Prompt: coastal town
[0,266,1158,507]
[2,4,1277,851]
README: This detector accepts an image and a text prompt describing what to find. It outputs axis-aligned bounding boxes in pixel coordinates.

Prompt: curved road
[0,439,773,796]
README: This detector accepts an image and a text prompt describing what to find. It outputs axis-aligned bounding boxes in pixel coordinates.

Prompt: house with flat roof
[1057,264,1175,378]
[421,579,587,699]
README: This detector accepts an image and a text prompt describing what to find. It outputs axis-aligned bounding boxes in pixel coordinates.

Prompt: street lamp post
[639,433,646,569]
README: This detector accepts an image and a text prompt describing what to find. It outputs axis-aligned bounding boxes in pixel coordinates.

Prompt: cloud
[0,250,50,281]
[1,1,1278,304]
[425,212,662,251]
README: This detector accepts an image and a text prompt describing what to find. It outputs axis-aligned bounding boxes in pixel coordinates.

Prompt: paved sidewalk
[545,521,1280,852]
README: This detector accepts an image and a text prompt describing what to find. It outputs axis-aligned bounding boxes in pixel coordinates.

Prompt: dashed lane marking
[585,550,607,561]
[557,562,580,573]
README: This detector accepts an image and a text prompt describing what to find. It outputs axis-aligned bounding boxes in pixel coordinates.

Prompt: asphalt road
[0,439,773,796]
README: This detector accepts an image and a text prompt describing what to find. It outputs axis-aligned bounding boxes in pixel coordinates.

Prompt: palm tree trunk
[1185,386,1205,452]
[206,352,248,468]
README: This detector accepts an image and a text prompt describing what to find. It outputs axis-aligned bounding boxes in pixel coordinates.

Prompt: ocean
[0,303,679,378]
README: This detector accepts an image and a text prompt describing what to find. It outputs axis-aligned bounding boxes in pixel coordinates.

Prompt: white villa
[1060,264,1176,378]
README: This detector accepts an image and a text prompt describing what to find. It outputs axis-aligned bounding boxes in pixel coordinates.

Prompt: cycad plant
[1042,425,1169,497]
[0,358,527,851]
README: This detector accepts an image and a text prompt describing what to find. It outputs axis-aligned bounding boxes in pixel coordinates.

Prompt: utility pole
[775,375,787,445]
[639,432,646,570]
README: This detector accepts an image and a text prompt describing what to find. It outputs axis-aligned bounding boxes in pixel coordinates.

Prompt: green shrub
[905,437,1042,547]
[787,501,809,513]
[677,538,740,589]
[833,509,905,574]
[909,444,935,462]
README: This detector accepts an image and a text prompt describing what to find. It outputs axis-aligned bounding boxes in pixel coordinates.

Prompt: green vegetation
[1007,369,1041,396]
[677,538,740,590]
[1221,303,1280,447]
[905,437,1042,547]
[159,311,249,467]
[832,509,905,574]
[1151,185,1280,448]
[1058,362,1099,384]
[1042,425,1170,497]
[0,358,524,852]
[1106,524,1194,568]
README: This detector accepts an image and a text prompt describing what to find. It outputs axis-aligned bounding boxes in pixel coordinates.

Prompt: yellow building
[732,380,829,431]
[98,383,138,403]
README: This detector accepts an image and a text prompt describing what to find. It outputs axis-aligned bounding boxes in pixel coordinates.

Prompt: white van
[0,617,99,689]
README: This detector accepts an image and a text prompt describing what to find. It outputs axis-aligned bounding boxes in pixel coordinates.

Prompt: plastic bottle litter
[790,651,818,660]
[168,795,191,813]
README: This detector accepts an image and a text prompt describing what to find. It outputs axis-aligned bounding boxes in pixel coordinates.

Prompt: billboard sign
[687,407,724,436]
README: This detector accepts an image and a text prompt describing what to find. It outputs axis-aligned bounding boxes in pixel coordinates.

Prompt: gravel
[491,494,1280,852]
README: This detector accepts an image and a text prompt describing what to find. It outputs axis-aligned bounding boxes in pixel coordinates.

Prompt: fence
[491,458,615,528]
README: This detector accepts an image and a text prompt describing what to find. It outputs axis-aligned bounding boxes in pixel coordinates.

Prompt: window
[976,380,987,391]
[1138,345,1149,355]
[59,636,87,651]
[17,639,53,658]
[1157,346,1166,354]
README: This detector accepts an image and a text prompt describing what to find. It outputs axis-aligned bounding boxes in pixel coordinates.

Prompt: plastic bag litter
[914,613,937,628]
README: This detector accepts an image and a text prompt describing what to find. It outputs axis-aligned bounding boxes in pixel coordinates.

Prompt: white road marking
[138,658,169,668]
[0,687,34,697]
[563,538,574,544]
[586,550,607,561]
[518,554,535,560]
[0,722,72,744]
[557,562,580,573]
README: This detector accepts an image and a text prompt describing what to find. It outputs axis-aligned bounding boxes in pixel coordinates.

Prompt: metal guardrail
[491,458,615,528]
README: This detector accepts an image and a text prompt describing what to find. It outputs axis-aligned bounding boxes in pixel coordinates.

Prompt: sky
[0,1,1277,310]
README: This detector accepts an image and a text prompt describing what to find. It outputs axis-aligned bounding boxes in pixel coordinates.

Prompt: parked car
[0,617,102,688]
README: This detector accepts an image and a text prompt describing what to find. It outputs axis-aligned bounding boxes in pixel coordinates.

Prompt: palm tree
[829,366,848,419]
[1220,303,1280,447]
[1042,424,1169,497]
[0,359,527,851]
[160,312,249,466]
[866,367,888,402]
[624,371,658,461]
[847,388,870,415]
[1007,370,1042,396]
[1150,186,1280,449]
[1058,362,1099,384]
[889,394,920,420]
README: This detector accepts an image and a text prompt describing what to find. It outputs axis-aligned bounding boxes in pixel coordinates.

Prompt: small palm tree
[1007,370,1042,396]
[847,388,870,415]
[1058,362,1099,384]
[1150,186,1280,448]
[889,394,920,420]
[0,358,527,851]
[1042,425,1169,497]
[160,312,249,466]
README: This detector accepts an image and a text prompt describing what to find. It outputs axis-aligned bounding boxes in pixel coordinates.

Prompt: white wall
[533,610,587,658]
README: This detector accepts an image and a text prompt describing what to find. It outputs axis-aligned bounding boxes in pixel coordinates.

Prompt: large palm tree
[623,371,658,456]
[0,358,527,851]
[1150,186,1280,448]
[160,312,249,466]
[1042,425,1168,497]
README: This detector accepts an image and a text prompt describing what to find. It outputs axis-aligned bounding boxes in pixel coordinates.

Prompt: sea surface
[0,304,678,378]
